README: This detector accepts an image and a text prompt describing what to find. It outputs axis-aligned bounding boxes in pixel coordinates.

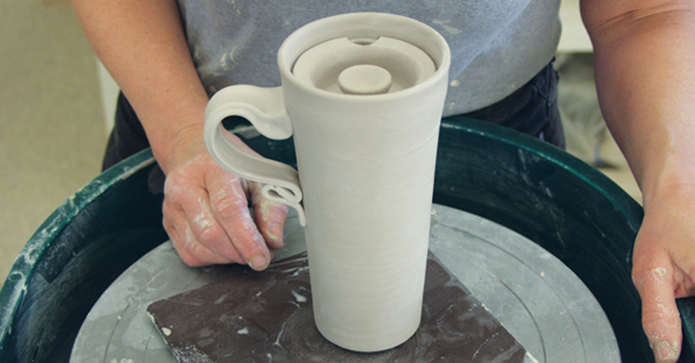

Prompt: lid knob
[338,64,393,95]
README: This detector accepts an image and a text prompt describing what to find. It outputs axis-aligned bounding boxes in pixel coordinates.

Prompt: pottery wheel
[70,204,620,362]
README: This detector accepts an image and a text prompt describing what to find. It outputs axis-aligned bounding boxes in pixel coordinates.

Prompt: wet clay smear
[147,252,533,362]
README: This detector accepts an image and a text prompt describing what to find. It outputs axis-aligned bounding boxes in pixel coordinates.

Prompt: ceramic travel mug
[204,12,450,352]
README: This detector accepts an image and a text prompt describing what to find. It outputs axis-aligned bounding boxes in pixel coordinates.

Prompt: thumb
[634,265,682,363]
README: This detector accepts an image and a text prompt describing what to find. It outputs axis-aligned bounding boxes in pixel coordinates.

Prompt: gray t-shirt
[177,1,562,116]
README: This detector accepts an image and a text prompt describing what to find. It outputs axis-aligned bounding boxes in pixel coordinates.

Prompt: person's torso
[177,0,562,115]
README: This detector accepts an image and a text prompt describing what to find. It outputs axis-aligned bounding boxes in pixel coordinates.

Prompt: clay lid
[292,37,436,95]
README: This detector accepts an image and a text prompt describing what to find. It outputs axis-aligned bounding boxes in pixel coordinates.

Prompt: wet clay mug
[204,12,450,352]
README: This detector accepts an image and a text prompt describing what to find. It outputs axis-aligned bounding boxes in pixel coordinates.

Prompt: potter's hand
[161,144,288,270]
[72,0,287,268]
[632,185,695,362]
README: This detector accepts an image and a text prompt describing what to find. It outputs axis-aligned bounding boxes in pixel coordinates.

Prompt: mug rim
[277,12,451,101]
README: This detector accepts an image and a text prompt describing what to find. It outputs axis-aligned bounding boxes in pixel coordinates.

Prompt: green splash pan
[1,116,693,362]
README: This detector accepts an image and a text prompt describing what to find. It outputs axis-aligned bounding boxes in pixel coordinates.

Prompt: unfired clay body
[204,13,450,352]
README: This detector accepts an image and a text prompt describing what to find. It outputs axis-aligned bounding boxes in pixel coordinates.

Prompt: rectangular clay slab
[147,252,536,362]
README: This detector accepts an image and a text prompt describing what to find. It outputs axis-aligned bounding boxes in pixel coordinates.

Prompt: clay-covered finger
[164,172,243,265]
[163,204,206,266]
[247,180,288,250]
[163,200,238,266]
[207,171,272,270]
[185,192,246,263]
[633,263,682,363]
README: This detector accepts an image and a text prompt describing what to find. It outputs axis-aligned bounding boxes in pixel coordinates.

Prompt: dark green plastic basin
[1,116,693,362]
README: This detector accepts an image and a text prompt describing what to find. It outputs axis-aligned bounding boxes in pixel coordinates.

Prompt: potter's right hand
[161,141,288,270]
[73,0,288,269]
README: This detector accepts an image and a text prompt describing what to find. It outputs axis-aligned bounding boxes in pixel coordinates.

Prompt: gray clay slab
[70,204,620,363]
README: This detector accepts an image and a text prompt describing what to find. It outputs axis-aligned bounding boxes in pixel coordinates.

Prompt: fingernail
[654,340,679,362]
[248,255,269,271]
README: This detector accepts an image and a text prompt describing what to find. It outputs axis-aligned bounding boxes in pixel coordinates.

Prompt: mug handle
[204,85,306,226]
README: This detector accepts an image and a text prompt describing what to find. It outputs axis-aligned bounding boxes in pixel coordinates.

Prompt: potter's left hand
[577,1,695,361]
[632,184,695,363]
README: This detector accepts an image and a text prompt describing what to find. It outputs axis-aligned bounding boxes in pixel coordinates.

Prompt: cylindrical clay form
[277,13,450,352]
[204,12,451,352]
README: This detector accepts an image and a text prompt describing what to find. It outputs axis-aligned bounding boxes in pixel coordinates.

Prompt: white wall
[558,0,593,53]
[98,60,119,134]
